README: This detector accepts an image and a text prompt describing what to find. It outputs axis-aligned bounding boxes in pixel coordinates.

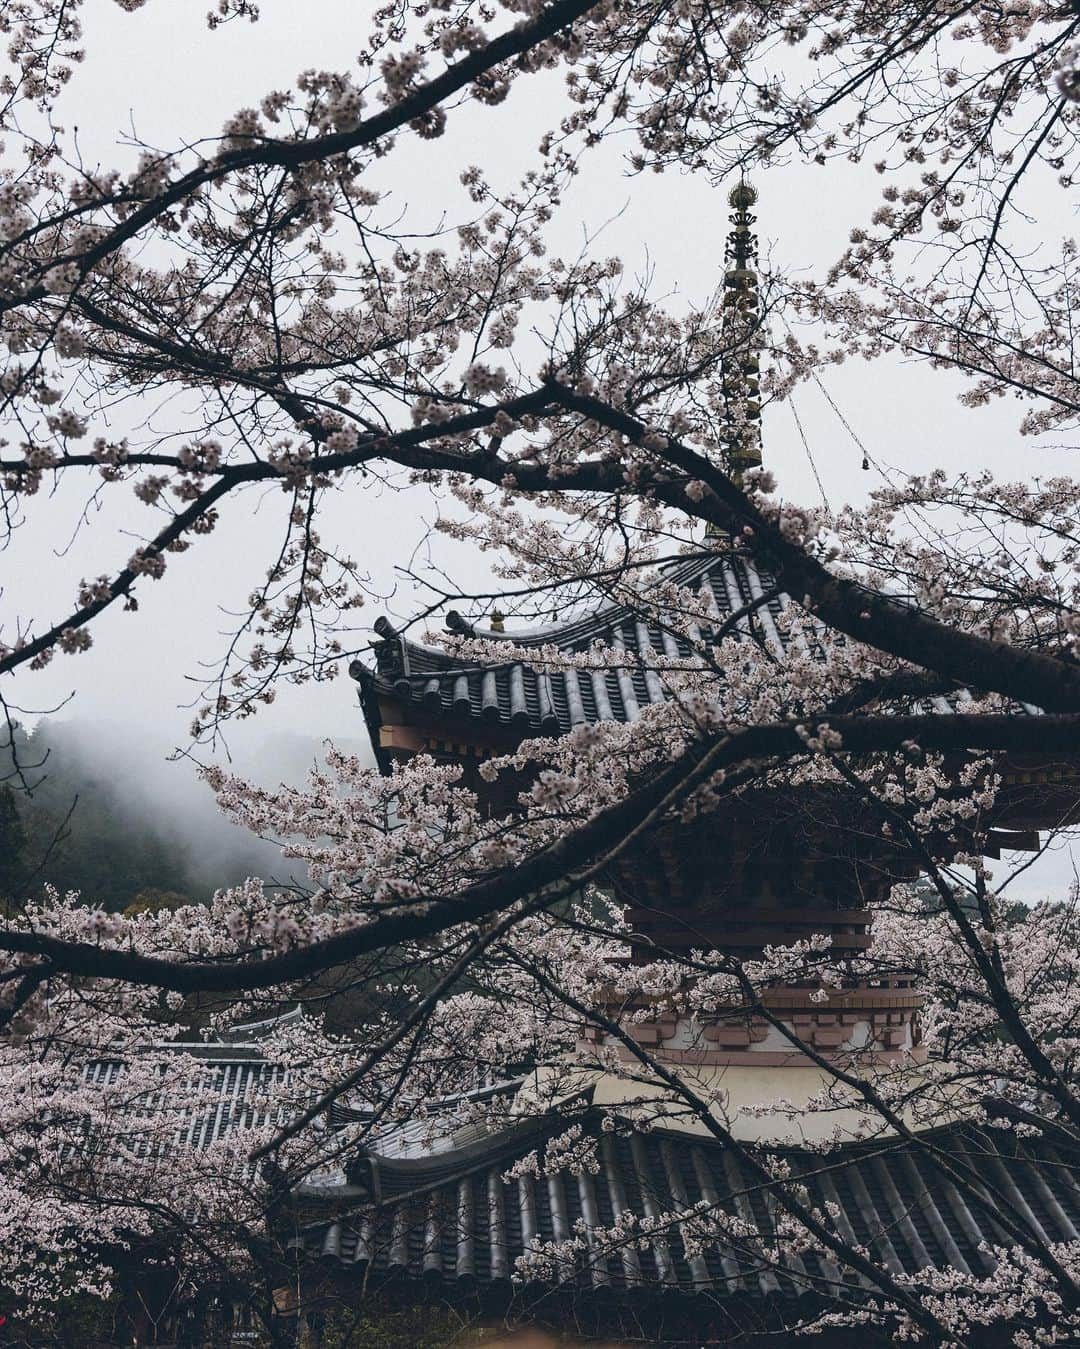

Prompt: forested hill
[0,720,367,912]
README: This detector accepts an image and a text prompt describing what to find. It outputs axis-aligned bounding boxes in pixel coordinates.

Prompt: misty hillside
[0,719,373,911]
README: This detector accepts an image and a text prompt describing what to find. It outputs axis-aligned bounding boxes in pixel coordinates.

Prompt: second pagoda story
[349,535,1077,953]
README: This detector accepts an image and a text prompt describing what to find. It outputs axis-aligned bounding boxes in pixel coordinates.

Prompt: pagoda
[305,187,1080,1341]
[32,194,1080,1349]
[350,184,1061,1092]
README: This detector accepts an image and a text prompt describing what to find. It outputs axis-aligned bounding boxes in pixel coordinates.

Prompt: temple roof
[299,1105,1080,1304]
[85,1055,290,1153]
[80,1042,1080,1310]
[348,549,989,762]
[351,551,792,752]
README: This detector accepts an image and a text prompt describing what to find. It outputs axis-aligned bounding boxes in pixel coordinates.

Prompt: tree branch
[3,711,1079,992]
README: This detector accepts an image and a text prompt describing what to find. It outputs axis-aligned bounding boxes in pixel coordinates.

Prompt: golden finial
[722,179,762,484]
[727,180,758,214]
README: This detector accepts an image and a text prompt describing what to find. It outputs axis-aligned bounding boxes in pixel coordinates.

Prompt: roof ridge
[381,549,748,662]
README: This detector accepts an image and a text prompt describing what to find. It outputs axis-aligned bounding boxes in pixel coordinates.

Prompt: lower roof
[299,1107,1080,1305]
[78,1045,1080,1320]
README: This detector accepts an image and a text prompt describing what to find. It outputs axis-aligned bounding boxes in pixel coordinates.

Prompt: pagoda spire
[720,180,763,484]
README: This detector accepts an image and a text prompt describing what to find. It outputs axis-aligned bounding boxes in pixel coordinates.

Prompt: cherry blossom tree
[3,0,1080,1344]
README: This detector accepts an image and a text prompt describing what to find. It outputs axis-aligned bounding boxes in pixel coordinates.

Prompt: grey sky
[4,0,1074,898]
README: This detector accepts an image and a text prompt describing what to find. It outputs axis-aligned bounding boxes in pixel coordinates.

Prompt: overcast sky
[4,0,1076,898]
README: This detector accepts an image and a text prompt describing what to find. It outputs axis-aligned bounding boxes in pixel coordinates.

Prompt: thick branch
[3,711,1080,992]
[1,0,600,319]
[550,386,1080,713]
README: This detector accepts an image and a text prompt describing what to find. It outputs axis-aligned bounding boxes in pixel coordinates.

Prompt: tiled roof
[350,548,1044,755]
[79,1015,306,1161]
[351,552,794,741]
[301,1111,1080,1302]
[80,1043,1080,1309]
[347,544,1013,755]
[83,1055,291,1156]
[82,1036,504,1168]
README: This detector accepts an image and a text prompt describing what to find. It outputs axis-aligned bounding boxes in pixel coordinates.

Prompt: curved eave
[298,1107,1080,1301]
[351,662,394,776]
[352,550,789,748]
[423,551,756,657]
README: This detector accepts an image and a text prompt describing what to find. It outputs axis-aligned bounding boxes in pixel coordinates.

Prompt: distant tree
[0,785,27,904]
[1,723,206,910]
[122,888,192,918]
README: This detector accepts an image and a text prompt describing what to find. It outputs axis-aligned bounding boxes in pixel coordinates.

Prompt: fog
[21,717,374,898]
